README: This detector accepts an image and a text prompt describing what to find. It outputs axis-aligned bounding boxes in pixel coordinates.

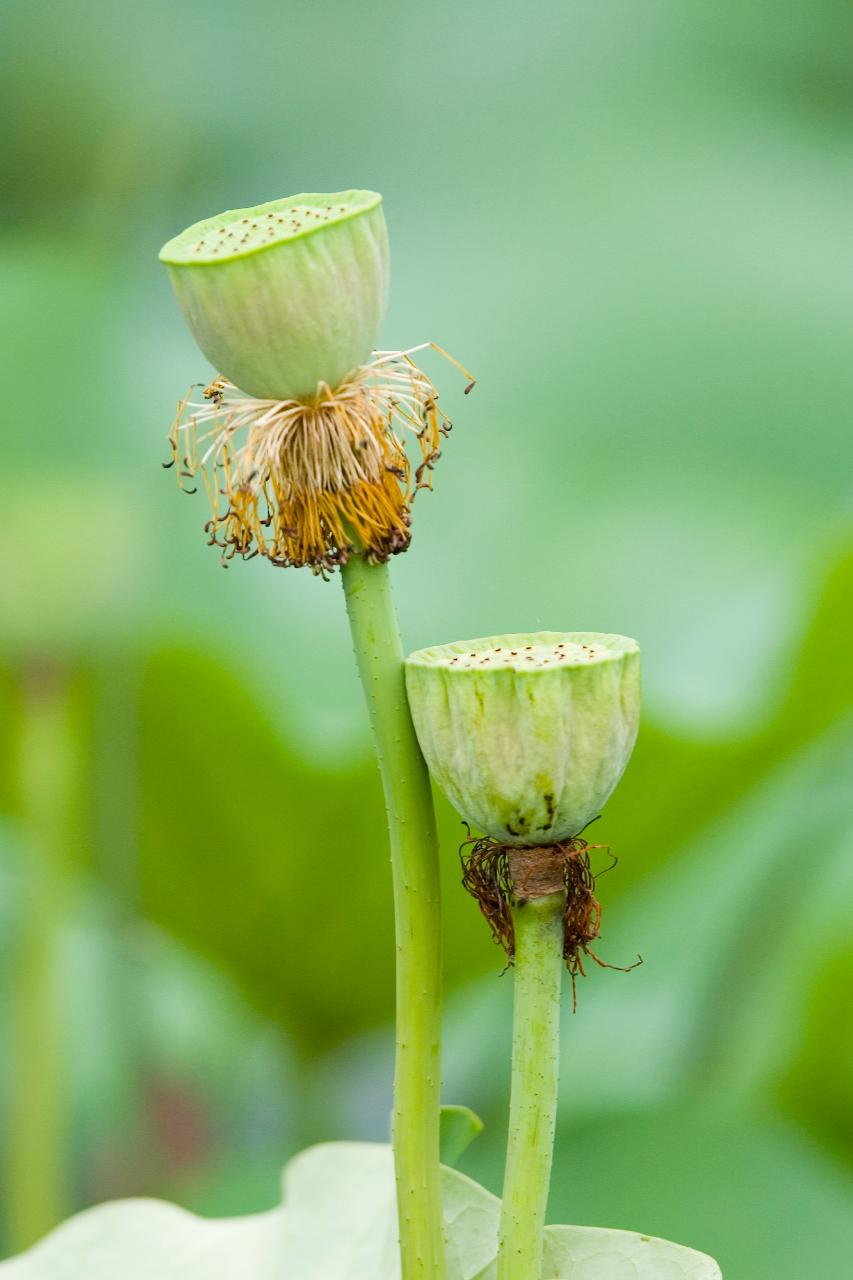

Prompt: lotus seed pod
[405,632,640,845]
[159,190,389,401]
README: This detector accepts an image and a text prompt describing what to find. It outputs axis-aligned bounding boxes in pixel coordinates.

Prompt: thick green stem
[7,665,74,1252]
[497,893,565,1280]
[341,556,446,1280]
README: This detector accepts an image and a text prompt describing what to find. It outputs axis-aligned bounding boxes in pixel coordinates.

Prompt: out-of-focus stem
[497,892,565,1280]
[7,664,74,1252]
[341,555,446,1280]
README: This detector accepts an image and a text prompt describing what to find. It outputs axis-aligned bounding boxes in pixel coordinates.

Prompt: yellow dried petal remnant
[168,348,468,574]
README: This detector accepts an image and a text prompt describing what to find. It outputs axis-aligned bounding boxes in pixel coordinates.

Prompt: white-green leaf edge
[0,1142,721,1278]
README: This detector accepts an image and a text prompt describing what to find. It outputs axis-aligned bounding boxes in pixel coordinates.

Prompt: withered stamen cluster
[166,346,473,574]
[460,831,642,1010]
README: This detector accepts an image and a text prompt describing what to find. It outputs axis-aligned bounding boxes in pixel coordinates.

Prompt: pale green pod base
[159,190,389,401]
[405,632,640,845]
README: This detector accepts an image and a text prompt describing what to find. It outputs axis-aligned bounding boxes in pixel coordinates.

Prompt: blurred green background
[1,0,852,1274]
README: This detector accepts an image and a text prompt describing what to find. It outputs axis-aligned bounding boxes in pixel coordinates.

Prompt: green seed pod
[405,632,640,845]
[159,190,389,401]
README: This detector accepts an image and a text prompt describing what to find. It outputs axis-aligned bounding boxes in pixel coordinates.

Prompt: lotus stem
[341,554,446,1280]
[497,892,565,1280]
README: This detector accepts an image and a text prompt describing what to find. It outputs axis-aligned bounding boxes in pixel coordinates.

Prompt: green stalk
[341,555,446,1280]
[497,893,565,1280]
[7,665,74,1252]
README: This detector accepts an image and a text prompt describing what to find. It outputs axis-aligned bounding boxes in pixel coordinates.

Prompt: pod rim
[158,189,383,266]
[406,630,640,674]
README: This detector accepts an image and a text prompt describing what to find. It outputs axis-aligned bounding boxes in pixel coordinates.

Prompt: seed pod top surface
[405,631,640,845]
[159,190,389,401]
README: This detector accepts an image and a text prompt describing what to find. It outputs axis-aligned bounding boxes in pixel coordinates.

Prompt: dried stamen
[167,346,474,574]
[460,830,642,1010]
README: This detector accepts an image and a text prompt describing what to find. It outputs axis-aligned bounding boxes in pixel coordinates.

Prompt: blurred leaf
[0,851,298,1246]
[544,1109,853,1280]
[0,483,146,659]
[0,1143,720,1278]
[0,669,16,812]
[138,646,393,1050]
[776,543,853,737]
[0,1199,281,1280]
[778,940,853,1162]
[543,1224,721,1279]
[581,540,853,902]
[440,1105,484,1168]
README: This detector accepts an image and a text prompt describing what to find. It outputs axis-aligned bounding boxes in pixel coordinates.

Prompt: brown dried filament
[460,831,642,1010]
